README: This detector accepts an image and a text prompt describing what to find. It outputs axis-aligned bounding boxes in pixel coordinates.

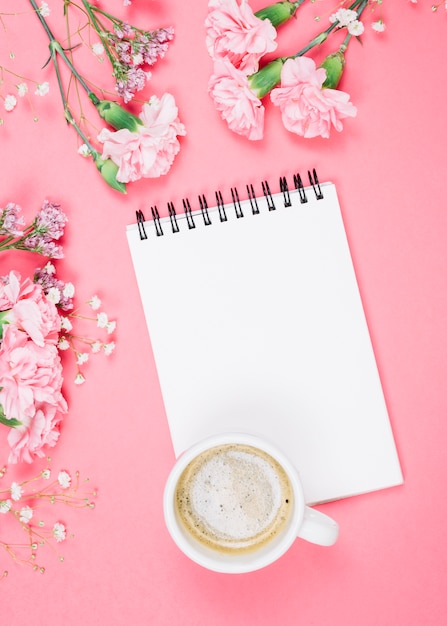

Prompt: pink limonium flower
[208,58,265,140]
[270,56,357,138]
[97,93,186,183]
[205,0,278,74]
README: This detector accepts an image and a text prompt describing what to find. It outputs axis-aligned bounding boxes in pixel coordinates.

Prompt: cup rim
[163,432,305,573]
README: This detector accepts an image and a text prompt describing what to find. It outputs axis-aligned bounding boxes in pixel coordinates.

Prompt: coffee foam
[175,444,293,554]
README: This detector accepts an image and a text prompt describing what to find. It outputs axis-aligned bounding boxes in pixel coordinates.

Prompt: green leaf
[0,404,22,428]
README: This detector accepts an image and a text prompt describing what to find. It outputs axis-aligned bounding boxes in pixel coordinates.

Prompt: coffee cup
[163,433,339,573]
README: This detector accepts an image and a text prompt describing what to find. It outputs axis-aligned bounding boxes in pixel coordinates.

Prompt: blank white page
[126,180,403,504]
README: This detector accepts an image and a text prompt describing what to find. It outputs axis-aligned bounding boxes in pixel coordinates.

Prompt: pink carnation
[270,56,357,138]
[205,0,277,74]
[208,59,264,140]
[0,271,60,347]
[0,325,67,463]
[98,93,186,183]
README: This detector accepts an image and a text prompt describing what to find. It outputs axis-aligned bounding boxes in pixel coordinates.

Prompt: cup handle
[297,506,339,546]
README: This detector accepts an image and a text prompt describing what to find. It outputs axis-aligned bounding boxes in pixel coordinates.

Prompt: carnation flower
[270,56,357,138]
[98,93,186,183]
[205,0,278,74]
[208,58,265,140]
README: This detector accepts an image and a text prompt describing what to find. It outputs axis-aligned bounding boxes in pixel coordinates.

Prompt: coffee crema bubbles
[174,443,293,554]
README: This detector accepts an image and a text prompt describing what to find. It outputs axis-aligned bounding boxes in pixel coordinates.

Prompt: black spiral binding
[136,171,324,240]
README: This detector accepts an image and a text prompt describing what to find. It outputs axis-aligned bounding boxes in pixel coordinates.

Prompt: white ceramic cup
[163,433,339,573]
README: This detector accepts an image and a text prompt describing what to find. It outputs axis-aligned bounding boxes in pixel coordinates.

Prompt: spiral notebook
[126,171,403,504]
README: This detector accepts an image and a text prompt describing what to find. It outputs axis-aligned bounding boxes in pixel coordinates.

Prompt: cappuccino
[174,443,293,554]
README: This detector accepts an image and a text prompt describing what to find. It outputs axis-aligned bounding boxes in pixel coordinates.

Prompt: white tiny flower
[132,53,143,66]
[103,342,116,356]
[4,95,17,112]
[10,482,23,501]
[371,20,386,32]
[41,469,51,479]
[17,82,28,97]
[58,471,71,489]
[74,372,86,385]
[58,337,70,350]
[0,499,12,514]
[39,2,50,17]
[89,295,101,310]
[53,522,67,542]
[35,82,50,96]
[78,143,91,157]
[92,42,105,56]
[47,286,61,304]
[348,20,364,36]
[106,320,116,334]
[330,8,358,26]
[97,312,108,328]
[63,282,75,298]
[19,506,33,524]
[76,352,89,365]
[91,340,102,353]
[44,261,56,274]
[60,316,73,331]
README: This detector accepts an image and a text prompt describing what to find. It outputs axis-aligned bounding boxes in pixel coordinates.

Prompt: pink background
[1,1,446,623]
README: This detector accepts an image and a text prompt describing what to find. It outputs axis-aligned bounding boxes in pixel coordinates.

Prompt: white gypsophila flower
[76,352,89,365]
[46,286,61,304]
[92,42,105,56]
[104,342,116,356]
[91,340,102,353]
[89,295,101,310]
[39,1,50,17]
[17,82,28,97]
[58,471,71,489]
[19,506,33,524]
[330,8,358,26]
[348,20,365,36]
[0,499,12,514]
[4,95,17,112]
[35,82,50,96]
[44,261,56,274]
[10,482,23,501]
[41,469,51,479]
[60,316,73,331]
[78,143,91,157]
[96,312,108,328]
[132,53,144,66]
[106,320,116,334]
[74,372,86,385]
[53,522,67,542]
[372,20,386,32]
[63,282,75,298]
[58,337,70,350]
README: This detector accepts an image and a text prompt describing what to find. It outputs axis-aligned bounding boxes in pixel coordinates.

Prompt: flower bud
[320,51,346,89]
[93,98,143,132]
[94,155,127,194]
[255,1,300,27]
[248,58,284,98]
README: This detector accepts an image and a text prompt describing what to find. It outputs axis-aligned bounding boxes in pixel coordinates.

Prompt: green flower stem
[291,0,370,59]
[78,0,118,73]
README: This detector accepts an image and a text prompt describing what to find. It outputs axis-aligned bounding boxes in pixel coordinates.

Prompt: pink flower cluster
[206,0,357,140]
[0,271,67,464]
[98,93,186,184]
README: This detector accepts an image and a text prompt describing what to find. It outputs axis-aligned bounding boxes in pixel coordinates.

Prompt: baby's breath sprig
[0,460,97,577]
[33,263,117,385]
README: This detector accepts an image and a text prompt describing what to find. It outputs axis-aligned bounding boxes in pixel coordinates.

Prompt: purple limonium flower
[0,202,25,236]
